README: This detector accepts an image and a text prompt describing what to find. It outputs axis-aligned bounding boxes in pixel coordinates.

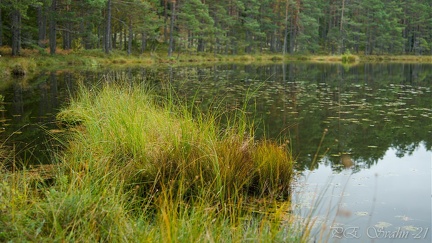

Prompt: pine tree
[177,0,214,52]
[1,0,42,55]
[296,0,322,53]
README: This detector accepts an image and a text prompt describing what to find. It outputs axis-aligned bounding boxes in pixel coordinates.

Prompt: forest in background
[0,0,431,57]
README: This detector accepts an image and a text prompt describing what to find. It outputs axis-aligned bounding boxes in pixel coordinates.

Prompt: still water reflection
[0,63,431,241]
[296,144,431,242]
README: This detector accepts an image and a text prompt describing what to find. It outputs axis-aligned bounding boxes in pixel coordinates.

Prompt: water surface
[0,63,431,241]
[296,144,431,242]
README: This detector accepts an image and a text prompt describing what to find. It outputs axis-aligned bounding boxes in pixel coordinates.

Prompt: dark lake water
[1,62,431,242]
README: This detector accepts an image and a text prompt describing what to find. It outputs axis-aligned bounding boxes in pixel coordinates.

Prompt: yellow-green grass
[298,54,360,64]
[0,81,304,242]
[56,82,294,201]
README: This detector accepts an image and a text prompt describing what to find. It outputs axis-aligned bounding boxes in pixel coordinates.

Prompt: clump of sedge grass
[0,80,302,242]
[0,57,37,77]
[341,52,358,64]
[56,82,294,202]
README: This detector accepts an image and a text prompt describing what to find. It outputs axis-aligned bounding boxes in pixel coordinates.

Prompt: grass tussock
[0,81,303,242]
[341,53,359,63]
[56,83,294,201]
[0,56,37,77]
[306,54,360,64]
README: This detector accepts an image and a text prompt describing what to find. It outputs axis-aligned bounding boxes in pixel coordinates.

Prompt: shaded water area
[1,63,431,241]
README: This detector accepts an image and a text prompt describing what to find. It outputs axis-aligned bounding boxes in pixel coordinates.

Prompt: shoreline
[1,49,432,78]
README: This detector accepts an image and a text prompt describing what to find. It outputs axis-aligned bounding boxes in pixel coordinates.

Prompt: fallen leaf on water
[374,222,392,228]
[395,215,412,221]
[354,212,369,216]
[402,225,419,232]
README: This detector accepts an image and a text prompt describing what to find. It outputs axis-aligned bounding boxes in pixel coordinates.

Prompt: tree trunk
[97,25,101,49]
[62,2,72,50]
[141,32,147,54]
[168,0,176,57]
[340,0,345,54]
[49,0,57,55]
[289,17,296,54]
[289,0,300,54]
[283,0,289,55]
[164,0,169,42]
[270,30,277,53]
[11,10,21,56]
[245,30,251,54]
[119,27,123,50]
[0,0,3,47]
[37,5,47,48]
[214,37,218,56]
[80,21,86,48]
[127,18,133,55]
[123,28,127,50]
[105,0,112,54]
[188,31,192,49]
[63,22,72,50]
[197,38,204,52]
[81,20,93,49]
[112,31,117,49]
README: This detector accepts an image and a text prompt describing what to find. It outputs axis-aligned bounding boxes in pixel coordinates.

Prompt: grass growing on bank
[2,44,432,78]
[1,81,303,242]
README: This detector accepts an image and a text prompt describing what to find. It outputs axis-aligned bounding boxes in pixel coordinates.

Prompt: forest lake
[1,62,431,242]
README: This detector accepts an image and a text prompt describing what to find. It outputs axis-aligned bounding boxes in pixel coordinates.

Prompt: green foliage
[177,0,215,52]
[297,1,322,53]
[1,0,42,17]
[87,0,107,8]
[0,0,431,55]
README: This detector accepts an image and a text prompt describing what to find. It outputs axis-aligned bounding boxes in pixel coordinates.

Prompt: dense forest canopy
[0,0,431,56]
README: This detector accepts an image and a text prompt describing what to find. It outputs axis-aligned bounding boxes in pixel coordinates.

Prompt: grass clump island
[0,81,307,242]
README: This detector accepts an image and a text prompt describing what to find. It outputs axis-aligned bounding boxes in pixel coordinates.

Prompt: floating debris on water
[402,225,419,232]
[395,215,412,221]
[355,211,369,216]
[374,221,392,228]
